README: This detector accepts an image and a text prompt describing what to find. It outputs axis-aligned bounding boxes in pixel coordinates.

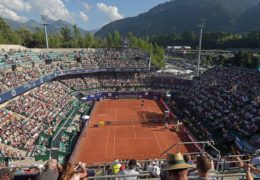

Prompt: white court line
[105,108,111,157]
[119,137,155,140]
[153,131,163,153]
[113,107,117,156]
[97,114,108,116]
[107,154,158,158]
[131,116,137,139]
[160,131,169,148]
[142,113,148,123]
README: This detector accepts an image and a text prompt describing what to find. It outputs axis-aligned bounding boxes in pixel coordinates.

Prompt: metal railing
[160,141,220,157]
[87,172,247,180]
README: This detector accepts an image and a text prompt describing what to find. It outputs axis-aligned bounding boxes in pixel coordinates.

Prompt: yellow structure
[98,121,105,127]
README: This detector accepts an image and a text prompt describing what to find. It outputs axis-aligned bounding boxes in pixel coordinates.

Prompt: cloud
[79,11,89,22]
[82,2,90,11]
[97,2,123,21]
[0,0,31,12]
[0,4,27,22]
[29,0,73,22]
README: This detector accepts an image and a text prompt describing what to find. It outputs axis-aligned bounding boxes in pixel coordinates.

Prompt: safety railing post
[222,159,226,173]
[216,154,221,171]
[202,143,205,155]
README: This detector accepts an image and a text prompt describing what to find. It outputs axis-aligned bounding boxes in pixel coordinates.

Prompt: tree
[181,31,197,43]
[0,17,12,43]
[17,28,33,47]
[233,49,243,67]
[32,28,45,48]
[127,32,138,48]
[49,33,62,48]
[60,26,72,42]
[85,33,95,48]
[112,30,121,47]
[0,17,20,44]
[106,33,113,47]
[72,25,81,48]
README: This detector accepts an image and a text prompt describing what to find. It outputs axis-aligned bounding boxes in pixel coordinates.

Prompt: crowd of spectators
[0,143,24,160]
[0,81,74,154]
[173,67,260,148]
[57,72,183,94]
[0,48,150,94]
[0,151,259,180]
[0,48,37,65]
[0,64,56,94]
[93,48,149,69]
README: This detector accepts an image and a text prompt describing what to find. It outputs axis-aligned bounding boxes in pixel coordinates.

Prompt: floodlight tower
[196,18,206,76]
[41,15,49,49]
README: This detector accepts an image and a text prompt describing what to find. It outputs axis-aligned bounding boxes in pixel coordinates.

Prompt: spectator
[196,155,215,180]
[161,152,193,180]
[37,159,60,180]
[252,149,260,170]
[112,159,121,175]
[184,154,194,165]
[0,168,14,180]
[237,153,260,179]
[60,162,87,180]
[146,160,160,178]
[118,159,139,180]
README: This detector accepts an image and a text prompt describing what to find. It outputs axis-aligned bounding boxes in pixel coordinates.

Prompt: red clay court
[70,99,195,165]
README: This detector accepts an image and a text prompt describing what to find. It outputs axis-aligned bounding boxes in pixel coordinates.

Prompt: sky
[0,0,169,30]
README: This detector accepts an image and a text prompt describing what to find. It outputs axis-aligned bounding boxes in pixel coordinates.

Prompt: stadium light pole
[148,55,152,70]
[41,15,49,49]
[196,18,206,76]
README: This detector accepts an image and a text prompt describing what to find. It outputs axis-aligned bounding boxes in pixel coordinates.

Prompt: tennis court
[70,99,196,165]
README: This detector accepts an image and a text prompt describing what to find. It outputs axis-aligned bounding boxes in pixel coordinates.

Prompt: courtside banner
[81,91,164,101]
[57,68,149,76]
[0,72,56,104]
[182,126,202,152]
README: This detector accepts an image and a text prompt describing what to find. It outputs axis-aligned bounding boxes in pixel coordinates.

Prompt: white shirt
[118,169,139,180]
[252,156,260,177]
[252,156,260,168]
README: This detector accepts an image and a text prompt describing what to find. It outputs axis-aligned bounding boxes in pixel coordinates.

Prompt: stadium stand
[0,48,150,94]
[0,47,259,180]
[173,67,259,152]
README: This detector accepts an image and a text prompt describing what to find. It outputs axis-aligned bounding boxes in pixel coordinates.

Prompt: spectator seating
[173,67,260,150]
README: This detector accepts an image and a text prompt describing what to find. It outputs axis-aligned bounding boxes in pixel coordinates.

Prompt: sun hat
[161,153,194,170]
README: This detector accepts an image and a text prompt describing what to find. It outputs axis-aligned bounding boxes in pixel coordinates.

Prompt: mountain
[4,18,88,35]
[236,3,260,32]
[96,0,260,37]
[89,28,99,34]
[4,19,38,30]
[216,0,260,15]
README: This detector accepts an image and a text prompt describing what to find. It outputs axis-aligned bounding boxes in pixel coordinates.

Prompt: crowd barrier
[159,98,175,120]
